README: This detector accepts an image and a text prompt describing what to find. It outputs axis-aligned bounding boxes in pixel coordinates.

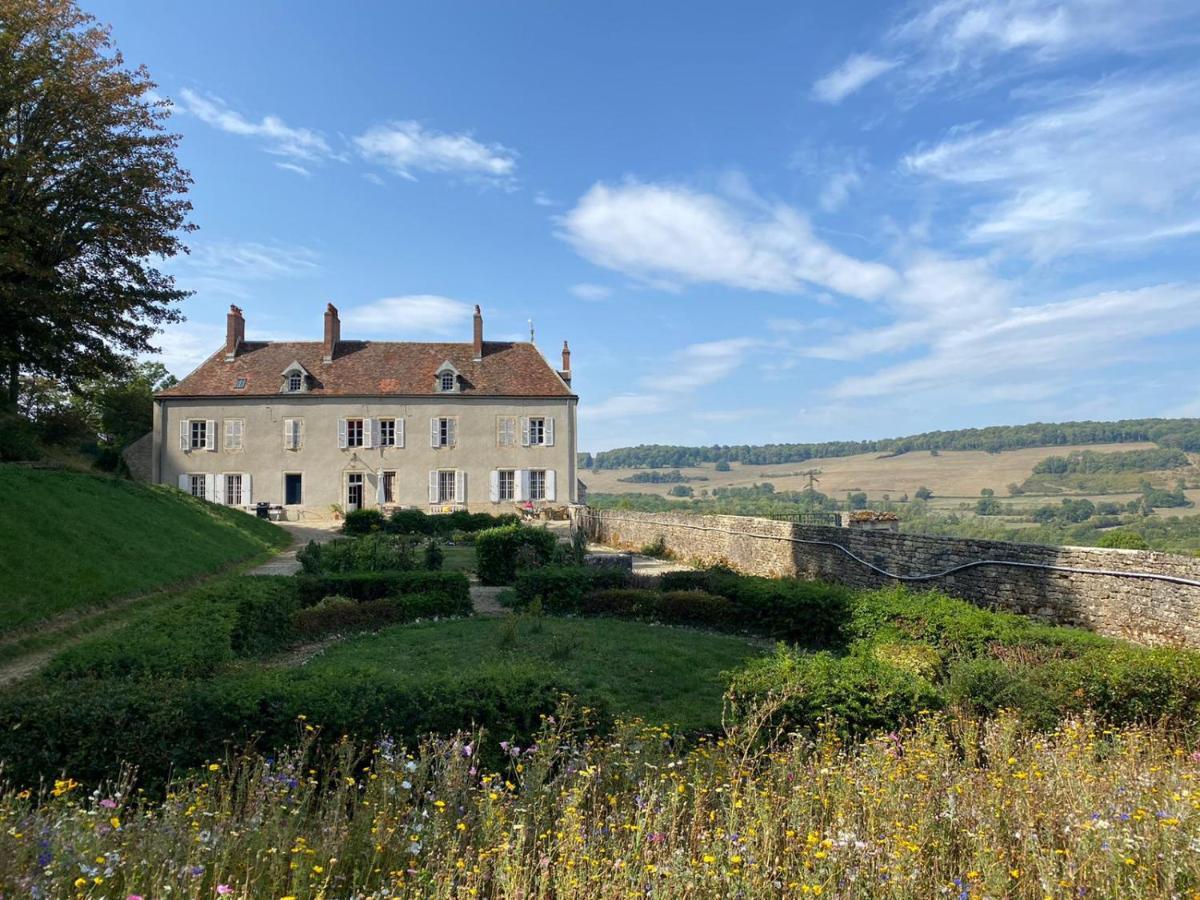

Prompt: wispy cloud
[354,121,518,185]
[569,283,611,301]
[812,54,899,104]
[275,162,313,177]
[167,240,321,300]
[560,180,897,300]
[904,72,1200,256]
[342,295,474,336]
[177,88,333,162]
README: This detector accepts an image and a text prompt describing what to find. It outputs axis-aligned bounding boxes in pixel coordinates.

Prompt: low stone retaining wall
[581,508,1200,648]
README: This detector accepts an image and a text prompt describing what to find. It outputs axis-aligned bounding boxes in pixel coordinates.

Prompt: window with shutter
[363,418,376,449]
[179,420,189,451]
[428,470,440,503]
[545,469,556,501]
[224,419,244,450]
[205,420,216,451]
[529,469,547,501]
[497,416,516,447]
[545,417,555,447]
[396,418,405,448]
[337,419,348,449]
[346,418,365,447]
[454,470,466,503]
[243,473,252,505]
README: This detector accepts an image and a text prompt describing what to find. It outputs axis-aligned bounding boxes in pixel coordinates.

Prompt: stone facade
[121,431,153,482]
[582,508,1200,648]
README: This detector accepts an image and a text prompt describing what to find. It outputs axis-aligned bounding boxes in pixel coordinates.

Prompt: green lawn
[307,616,765,732]
[440,543,476,574]
[0,466,289,633]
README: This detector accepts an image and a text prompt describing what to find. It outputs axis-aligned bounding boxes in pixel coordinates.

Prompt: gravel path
[248,521,341,575]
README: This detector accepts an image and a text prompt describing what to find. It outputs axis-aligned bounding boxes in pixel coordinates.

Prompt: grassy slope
[306,616,764,732]
[0,466,288,633]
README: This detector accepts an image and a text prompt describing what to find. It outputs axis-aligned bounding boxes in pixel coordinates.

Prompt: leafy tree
[91,361,176,446]
[667,484,693,498]
[847,491,868,510]
[0,0,193,408]
[975,496,1003,516]
[1097,530,1150,550]
[914,486,933,501]
[714,460,731,472]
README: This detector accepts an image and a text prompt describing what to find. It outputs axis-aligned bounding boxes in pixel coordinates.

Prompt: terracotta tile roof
[158,341,574,399]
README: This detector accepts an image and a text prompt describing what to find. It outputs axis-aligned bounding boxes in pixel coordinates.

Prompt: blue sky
[91,0,1200,451]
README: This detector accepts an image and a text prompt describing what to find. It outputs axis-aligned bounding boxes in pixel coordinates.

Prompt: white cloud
[581,392,673,420]
[904,73,1200,255]
[533,191,556,207]
[275,162,312,177]
[146,322,224,379]
[354,121,517,184]
[569,283,611,301]
[831,282,1200,398]
[177,88,332,162]
[342,295,474,336]
[645,338,757,392]
[560,180,898,300]
[185,241,320,281]
[812,54,899,104]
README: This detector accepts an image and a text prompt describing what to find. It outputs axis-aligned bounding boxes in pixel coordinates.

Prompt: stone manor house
[150,303,579,518]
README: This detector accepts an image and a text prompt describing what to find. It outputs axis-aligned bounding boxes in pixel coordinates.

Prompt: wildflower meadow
[2,702,1199,898]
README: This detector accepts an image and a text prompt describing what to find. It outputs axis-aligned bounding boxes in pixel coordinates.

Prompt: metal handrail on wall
[582,510,1200,590]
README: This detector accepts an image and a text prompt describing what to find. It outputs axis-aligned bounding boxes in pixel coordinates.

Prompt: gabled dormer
[280,360,312,394]
[434,360,461,394]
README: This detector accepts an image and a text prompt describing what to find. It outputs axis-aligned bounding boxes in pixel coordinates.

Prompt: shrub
[1097,529,1150,550]
[1048,646,1200,726]
[342,508,384,535]
[297,534,419,575]
[512,565,632,611]
[0,411,41,461]
[639,535,671,558]
[944,658,1060,730]
[475,525,559,585]
[870,642,943,680]
[424,539,445,571]
[727,646,943,738]
[295,571,470,608]
[292,592,467,638]
[387,508,436,535]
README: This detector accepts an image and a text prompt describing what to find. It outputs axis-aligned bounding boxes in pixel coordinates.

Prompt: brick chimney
[472,305,483,361]
[224,304,245,360]
[322,303,340,363]
[559,340,572,385]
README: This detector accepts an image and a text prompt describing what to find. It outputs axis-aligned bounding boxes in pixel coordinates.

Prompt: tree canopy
[0,0,193,406]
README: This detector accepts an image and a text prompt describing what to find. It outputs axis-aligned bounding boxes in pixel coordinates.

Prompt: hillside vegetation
[0,466,287,633]
[586,416,1200,468]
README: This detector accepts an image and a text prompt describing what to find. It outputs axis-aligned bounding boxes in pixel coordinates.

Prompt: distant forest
[584,418,1200,470]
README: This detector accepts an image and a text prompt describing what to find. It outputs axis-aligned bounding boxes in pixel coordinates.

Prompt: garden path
[248,521,340,575]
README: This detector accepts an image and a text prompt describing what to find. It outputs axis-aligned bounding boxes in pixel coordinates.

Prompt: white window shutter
[295,420,304,449]
[446,418,457,448]
[397,418,405,448]
[376,473,386,504]
[179,419,189,451]
[337,418,348,449]
[428,470,439,503]
[361,417,373,449]
[283,419,292,450]
[521,417,531,447]
[205,420,216,451]
[243,473,252,506]
[517,469,531,501]
[455,470,466,503]
[545,417,555,447]
[546,469,557,502]
[489,470,500,502]
[213,474,226,505]
[178,473,189,491]
[204,473,216,500]
[430,418,439,448]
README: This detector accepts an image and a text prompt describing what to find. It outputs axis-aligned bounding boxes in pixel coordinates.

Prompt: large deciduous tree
[0,0,193,408]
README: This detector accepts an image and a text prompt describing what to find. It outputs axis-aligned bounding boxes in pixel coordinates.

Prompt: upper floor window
[190,419,208,450]
[439,371,455,392]
[497,416,516,447]
[431,416,457,448]
[234,377,247,390]
[379,418,398,447]
[346,418,364,448]
[287,371,303,392]
[524,416,554,447]
[224,418,244,450]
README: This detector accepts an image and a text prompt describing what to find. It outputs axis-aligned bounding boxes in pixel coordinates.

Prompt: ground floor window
[438,470,457,503]
[497,469,515,501]
[224,473,243,506]
[285,473,303,505]
[189,474,206,499]
[529,469,547,501]
[382,470,396,503]
[347,473,364,510]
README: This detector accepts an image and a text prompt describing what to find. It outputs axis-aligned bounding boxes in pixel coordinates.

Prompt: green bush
[387,507,436,535]
[944,658,1061,730]
[727,646,943,738]
[1048,646,1200,726]
[512,565,633,610]
[295,571,470,608]
[424,538,445,571]
[475,525,559,585]
[292,591,469,638]
[341,508,384,535]
[297,535,418,574]
[386,508,520,537]
[0,412,41,461]
[46,577,298,680]
[1097,530,1151,550]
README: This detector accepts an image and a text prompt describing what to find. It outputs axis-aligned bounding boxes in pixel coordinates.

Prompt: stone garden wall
[581,508,1200,648]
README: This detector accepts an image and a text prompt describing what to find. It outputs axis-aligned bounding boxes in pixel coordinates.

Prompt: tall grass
[1,701,1197,897]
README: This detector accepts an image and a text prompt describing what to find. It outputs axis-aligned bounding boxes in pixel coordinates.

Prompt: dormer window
[434,361,460,393]
[280,360,311,394]
[234,377,247,390]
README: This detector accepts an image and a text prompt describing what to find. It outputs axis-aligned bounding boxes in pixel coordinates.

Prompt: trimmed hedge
[341,508,385,535]
[475,525,559,585]
[294,571,470,607]
[387,508,520,537]
[0,663,592,790]
[513,565,634,609]
[293,591,472,638]
[297,535,419,574]
[46,577,298,680]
